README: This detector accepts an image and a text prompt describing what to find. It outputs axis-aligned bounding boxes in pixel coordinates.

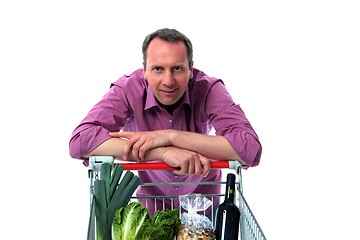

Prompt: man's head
[142,28,194,107]
[142,28,193,70]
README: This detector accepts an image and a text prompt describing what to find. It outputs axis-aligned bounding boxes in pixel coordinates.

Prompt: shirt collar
[144,84,191,110]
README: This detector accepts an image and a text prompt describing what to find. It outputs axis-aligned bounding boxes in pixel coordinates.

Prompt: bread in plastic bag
[176,193,215,240]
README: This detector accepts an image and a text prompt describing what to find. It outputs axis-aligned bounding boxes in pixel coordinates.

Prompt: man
[69,28,262,214]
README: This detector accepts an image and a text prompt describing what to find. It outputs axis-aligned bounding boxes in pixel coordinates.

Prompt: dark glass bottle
[215,173,240,240]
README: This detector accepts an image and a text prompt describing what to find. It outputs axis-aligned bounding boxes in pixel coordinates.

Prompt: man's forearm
[84,137,167,161]
[168,130,243,162]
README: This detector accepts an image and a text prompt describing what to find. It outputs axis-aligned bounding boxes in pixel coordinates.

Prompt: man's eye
[154,67,162,72]
[173,67,182,72]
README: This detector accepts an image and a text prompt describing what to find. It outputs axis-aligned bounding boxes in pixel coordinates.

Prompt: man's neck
[158,97,183,115]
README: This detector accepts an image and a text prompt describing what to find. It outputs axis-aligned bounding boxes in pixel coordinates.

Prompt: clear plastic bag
[177,194,215,240]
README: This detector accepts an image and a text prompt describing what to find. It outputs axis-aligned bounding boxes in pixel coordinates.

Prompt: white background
[1,1,359,239]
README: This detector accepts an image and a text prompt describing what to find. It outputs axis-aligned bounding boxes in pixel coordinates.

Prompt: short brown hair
[142,28,193,69]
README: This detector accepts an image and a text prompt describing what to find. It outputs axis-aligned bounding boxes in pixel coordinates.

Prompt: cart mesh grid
[87,157,267,240]
[130,180,266,240]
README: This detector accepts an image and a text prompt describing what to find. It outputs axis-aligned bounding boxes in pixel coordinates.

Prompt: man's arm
[169,130,246,164]
[84,137,211,176]
[109,130,246,165]
[83,137,161,160]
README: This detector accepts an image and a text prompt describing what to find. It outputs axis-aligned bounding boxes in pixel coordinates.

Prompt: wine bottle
[215,173,240,240]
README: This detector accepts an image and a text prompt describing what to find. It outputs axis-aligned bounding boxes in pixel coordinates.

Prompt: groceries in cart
[177,193,216,240]
[214,173,241,240]
[92,163,141,240]
[113,202,181,240]
[91,162,182,240]
[87,158,267,240]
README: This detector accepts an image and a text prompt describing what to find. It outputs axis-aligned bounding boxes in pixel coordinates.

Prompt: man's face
[144,37,193,106]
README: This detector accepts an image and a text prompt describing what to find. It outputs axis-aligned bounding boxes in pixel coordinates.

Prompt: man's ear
[143,64,147,80]
[190,61,194,79]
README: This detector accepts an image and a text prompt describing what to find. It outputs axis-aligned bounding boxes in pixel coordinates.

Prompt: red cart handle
[117,160,235,170]
[89,156,242,172]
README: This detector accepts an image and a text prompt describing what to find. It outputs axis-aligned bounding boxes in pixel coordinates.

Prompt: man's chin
[157,97,182,109]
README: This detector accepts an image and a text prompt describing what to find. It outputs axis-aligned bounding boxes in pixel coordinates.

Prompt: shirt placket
[169,119,173,129]
[173,174,179,191]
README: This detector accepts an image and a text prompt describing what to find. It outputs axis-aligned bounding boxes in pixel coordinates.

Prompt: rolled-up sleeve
[69,125,112,160]
[224,131,262,167]
[69,85,130,162]
[206,81,262,167]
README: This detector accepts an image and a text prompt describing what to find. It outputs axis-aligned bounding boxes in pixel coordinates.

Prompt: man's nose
[162,71,175,86]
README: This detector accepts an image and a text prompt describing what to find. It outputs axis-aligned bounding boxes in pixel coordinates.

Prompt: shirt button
[174,175,178,179]
[174,187,179,190]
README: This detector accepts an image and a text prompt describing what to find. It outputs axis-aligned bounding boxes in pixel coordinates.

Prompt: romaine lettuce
[113,202,181,240]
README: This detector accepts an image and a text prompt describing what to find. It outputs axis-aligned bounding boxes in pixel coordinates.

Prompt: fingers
[109,132,145,161]
[193,155,203,175]
[199,155,211,177]
[110,131,153,162]
[121,139,133,161]
[172,153,210,177]
[121,134,142,161]
[109,131,134,139]
[131,138,149,162]
[191,154,210,177]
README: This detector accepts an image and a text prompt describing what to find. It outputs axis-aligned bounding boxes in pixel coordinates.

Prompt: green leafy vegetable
[94,163,141,240]
[113,202,151,239]
[113,202,181,240]
[152,208,182,238]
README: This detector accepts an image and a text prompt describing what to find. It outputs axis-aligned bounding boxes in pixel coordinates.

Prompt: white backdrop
[1,1,359,239]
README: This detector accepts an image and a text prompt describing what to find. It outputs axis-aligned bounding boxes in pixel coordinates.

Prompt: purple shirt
[69,68,261,212]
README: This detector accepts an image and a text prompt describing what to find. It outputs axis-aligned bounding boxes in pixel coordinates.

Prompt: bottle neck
[224,174,236,203]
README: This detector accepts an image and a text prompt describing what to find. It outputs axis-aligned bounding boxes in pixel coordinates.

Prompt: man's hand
[109,130,172,161]
[161,147,211,177]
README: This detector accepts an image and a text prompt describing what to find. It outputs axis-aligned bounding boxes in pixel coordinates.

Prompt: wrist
[161,148,169,162]
[150,146,170,162]
[167,129,177,146]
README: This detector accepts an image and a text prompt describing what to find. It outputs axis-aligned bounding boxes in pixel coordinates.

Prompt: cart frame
[87,156,266,240]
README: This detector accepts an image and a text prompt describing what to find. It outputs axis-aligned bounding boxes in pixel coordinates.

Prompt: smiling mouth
[161,89,176,93]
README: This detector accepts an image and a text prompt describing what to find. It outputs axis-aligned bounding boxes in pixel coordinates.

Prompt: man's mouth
[161,89,176,93]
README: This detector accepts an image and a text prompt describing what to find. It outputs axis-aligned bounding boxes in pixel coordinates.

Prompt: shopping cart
[87,156,267,240]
